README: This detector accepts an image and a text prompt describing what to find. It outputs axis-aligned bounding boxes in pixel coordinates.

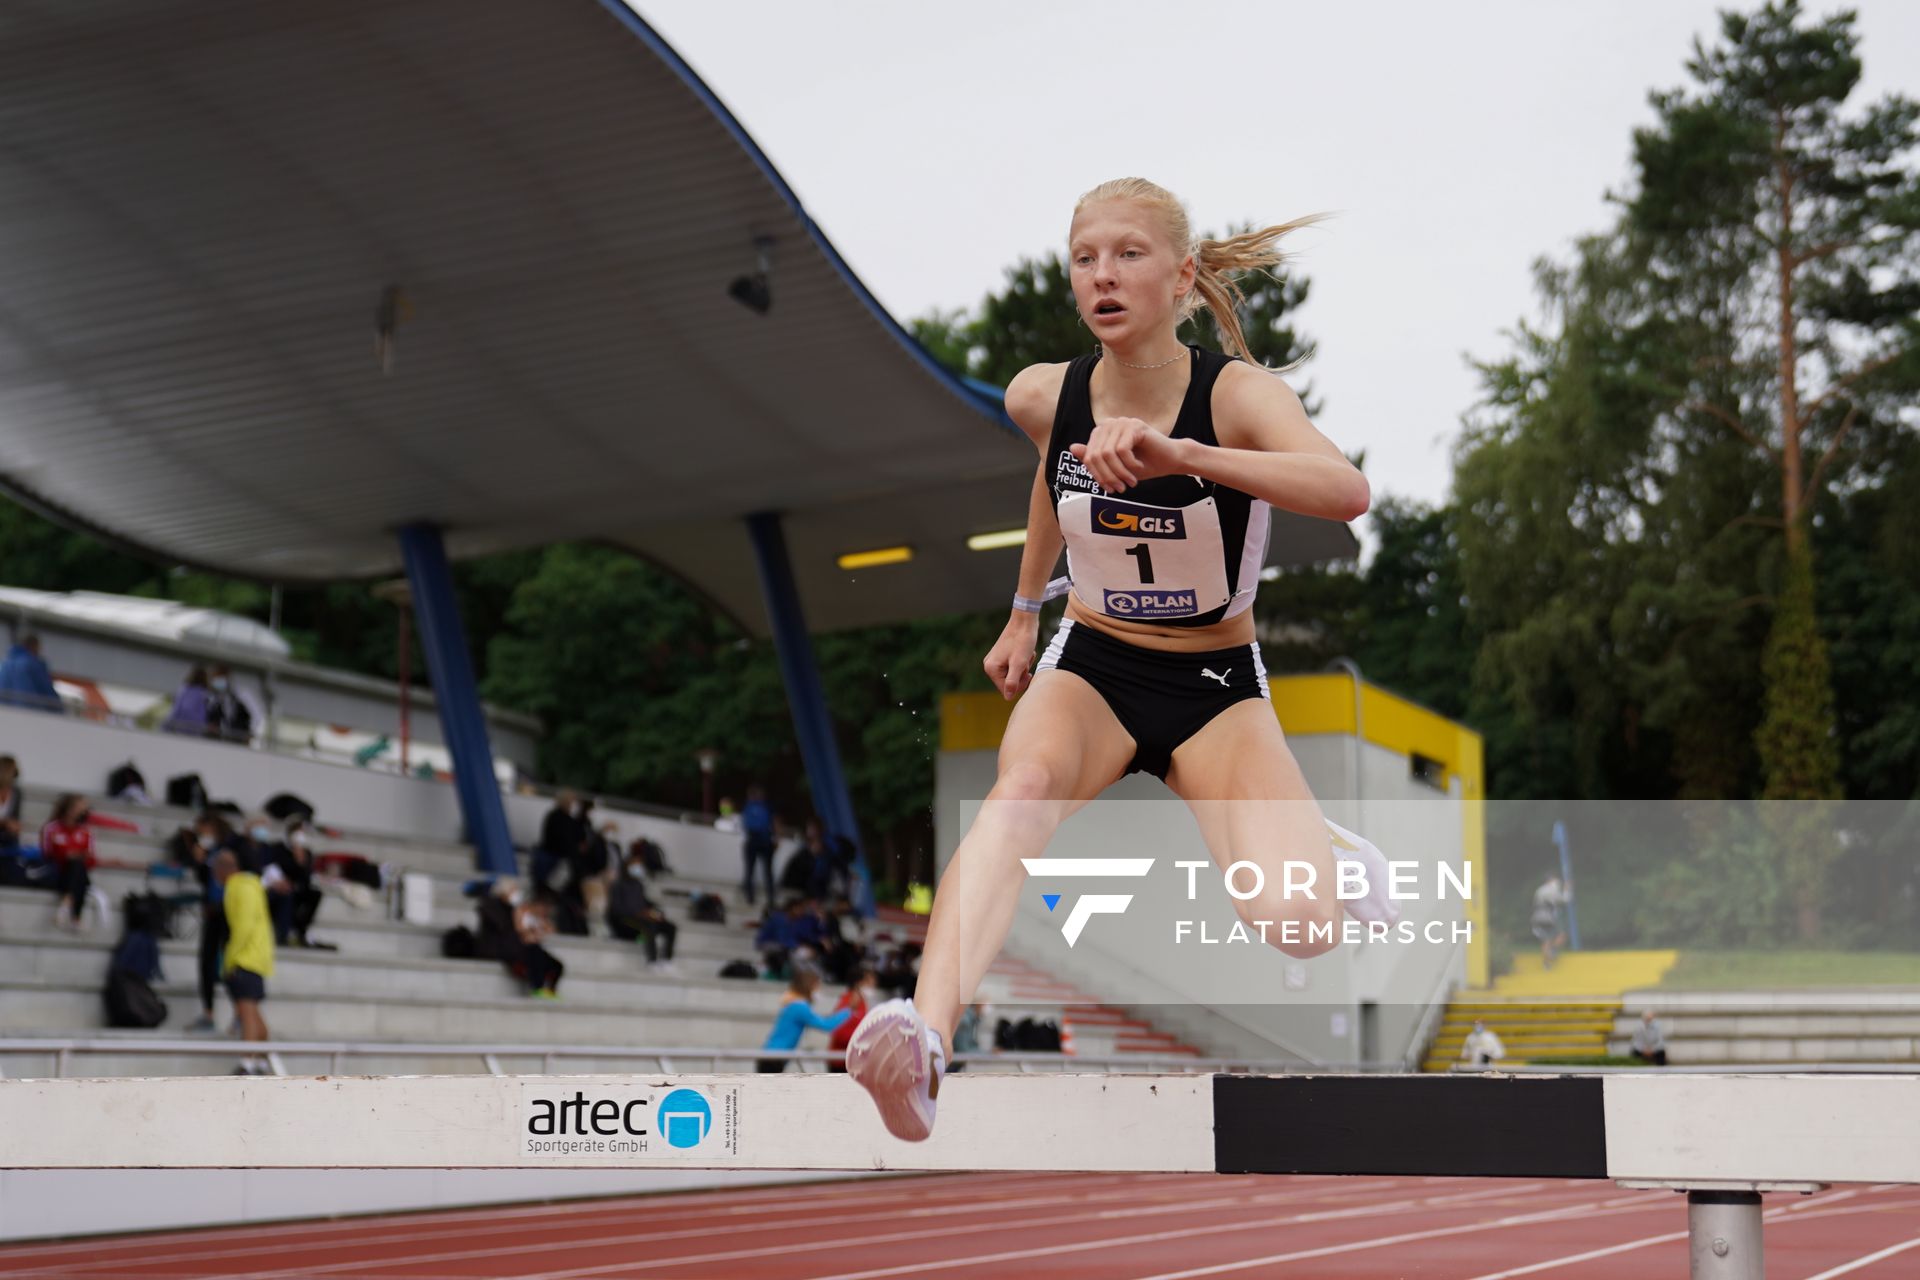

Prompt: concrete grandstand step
[1605,992,1920,1065]
[3,936,796,1017]
[0,903,775,997]
[0,977,795,1048]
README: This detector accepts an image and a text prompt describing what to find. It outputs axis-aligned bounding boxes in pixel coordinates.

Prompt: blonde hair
[1072,177,1327,370]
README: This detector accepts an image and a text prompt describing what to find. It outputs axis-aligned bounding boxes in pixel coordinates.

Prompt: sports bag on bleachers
[263,793,316,824]
[165,773,208,811]
[103,970,167,1028]
[689,891,726,924]
[122,890,178,940]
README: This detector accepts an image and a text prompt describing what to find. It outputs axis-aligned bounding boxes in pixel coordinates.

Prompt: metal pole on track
[1686,1191,1763,1280]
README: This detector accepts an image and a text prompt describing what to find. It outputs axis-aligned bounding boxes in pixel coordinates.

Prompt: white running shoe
[846,997,944,1142]
[1325,819,1403,926]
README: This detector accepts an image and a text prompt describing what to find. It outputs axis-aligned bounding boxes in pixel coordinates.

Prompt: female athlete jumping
[848,177,1392,1143]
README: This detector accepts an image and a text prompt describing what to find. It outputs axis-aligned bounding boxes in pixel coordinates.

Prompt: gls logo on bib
[1091,498,1185,539]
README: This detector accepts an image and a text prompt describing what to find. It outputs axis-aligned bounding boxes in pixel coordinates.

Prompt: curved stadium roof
[0,0,1356,635]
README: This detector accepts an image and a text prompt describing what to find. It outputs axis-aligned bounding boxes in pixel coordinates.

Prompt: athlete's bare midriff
[1062,594,1256,652]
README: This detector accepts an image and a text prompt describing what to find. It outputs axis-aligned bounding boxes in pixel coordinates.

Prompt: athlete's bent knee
[991,760,1069,804]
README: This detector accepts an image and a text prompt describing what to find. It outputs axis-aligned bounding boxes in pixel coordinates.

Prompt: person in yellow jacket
[212,851,273,1072]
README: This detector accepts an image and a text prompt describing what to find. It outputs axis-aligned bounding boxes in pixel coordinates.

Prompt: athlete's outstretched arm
[1070,365,1369,520]
[1182,366,1370,520]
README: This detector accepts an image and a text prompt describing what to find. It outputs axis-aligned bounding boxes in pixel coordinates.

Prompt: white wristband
[1011,594,1044,614]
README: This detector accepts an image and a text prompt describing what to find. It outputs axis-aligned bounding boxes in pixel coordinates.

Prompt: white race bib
[1057,492,1231,621]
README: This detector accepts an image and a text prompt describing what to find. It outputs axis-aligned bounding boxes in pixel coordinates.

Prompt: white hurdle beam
[2,1072,1915,1182]
[7,1073,1916,1280]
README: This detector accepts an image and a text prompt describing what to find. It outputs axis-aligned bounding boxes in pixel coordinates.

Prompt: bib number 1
[1123,543,1155,584]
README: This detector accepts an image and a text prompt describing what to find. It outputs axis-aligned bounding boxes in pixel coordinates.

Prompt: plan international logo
[1021,857,1155,946]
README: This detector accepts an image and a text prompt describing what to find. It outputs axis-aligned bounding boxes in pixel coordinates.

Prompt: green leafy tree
[1623,0,1920,807]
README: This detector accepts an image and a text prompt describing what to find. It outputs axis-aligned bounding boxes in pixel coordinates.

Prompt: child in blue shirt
[757,968,849,1073]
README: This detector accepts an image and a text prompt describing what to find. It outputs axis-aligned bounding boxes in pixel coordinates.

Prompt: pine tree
[1623,1,1920,804]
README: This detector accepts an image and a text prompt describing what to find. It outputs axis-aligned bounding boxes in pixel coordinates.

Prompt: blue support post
[745,512,875,916]
[397,524,518,877]
[1551,819,1580,951]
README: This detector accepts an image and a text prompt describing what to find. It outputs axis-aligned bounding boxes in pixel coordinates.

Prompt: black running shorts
[1034,619,1271,780]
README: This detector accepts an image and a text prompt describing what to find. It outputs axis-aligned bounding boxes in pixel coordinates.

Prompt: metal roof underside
[0,0,1357,636]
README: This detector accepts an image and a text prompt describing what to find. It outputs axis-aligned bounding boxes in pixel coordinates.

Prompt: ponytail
[1187,216,1329,370]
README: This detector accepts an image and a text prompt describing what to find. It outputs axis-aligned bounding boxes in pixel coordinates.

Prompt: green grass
[1658,950,1920,989]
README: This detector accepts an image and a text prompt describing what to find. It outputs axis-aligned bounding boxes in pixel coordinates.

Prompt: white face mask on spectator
[250,825,272,842]
[212,678,229,692]
[197,832,215,851]
[289,830,308,849]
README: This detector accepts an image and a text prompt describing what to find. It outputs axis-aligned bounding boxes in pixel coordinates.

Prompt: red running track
[1,1173,1916,1280]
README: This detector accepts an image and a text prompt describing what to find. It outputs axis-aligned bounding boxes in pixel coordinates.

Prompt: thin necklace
[1099,344,1187,370]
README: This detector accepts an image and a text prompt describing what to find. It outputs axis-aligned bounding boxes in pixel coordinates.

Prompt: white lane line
[788,1195,1644,1280]
[0,1169,1172,1261]
[0,1170,1196,1271]
[207,1175,1414,1280]
[735,1184,1589,1280]
[1107,1194,1682,1280]
[1458,1229,1691,1280]
[1457,1192,1918,1280]
[478,1179,1568,1280]
[1800,1236,1920,1280]
[0,1179,1312,1279]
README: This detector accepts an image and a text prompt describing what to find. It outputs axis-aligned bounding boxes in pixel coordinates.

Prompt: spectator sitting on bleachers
[164,666,213,736]
[1629,1009,1669,1066]
[756,967,851,1074]
[472,880,520,961]
[0,634,61,713]
[514,893,565,999]
[825,965,878,1072]
[40,793,97,932]
[790,896,827,953]
[628,834,671,878]
[754,899,808,979]
[606,854,678,973]
[534,790,583,892]
[779,821,825,900]
[206,665,254,745]
[257,818,327,949]
[1461,1019,1506,1067]
[565,814,616,938]
[106,761,152,805]
[874,937,921,1002]
[0,755,22,857]
[816,896,868,985]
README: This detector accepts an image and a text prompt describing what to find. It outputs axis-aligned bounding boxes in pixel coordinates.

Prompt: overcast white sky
[629,1,1917,553]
